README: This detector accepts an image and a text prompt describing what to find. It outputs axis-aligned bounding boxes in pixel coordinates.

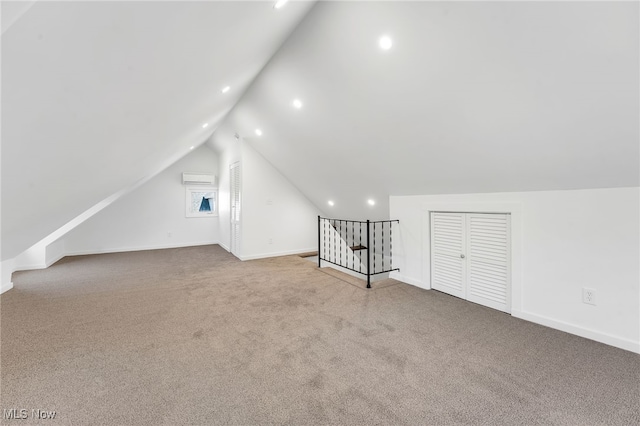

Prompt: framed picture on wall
[186,187,217,217]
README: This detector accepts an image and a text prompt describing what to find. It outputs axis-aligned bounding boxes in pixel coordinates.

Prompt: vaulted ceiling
[210,1,639,221]
[1,0,315,260]
[2,1,638,260]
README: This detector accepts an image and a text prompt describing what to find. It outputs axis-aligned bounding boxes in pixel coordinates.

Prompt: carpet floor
[1,245,638,425]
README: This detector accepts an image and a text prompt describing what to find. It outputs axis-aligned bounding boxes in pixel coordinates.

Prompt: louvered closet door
[466,214,510,312]
[430,213,467,299]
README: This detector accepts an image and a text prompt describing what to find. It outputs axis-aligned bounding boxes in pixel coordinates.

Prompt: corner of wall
[45,238,66,267]
[1,281,14,294]
[0,282,13,294]
[1,258,15,294]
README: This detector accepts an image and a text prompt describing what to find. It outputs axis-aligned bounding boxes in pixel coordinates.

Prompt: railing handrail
[319,216,399,224]
[317,215,399,289]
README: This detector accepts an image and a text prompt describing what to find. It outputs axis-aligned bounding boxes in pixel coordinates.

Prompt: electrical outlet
[167,231,172,238]
[583,288,596,305]
[268,238,273,245]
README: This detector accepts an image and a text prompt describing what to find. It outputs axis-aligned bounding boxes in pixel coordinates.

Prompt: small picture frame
[186,187,217,217]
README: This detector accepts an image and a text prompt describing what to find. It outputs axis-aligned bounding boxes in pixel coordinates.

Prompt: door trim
[230,161,241,258]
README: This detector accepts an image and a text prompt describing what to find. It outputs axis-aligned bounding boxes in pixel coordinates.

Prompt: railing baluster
[390,221,393,271]
[359,222,363,273]
[340,220,343,267]
[342,220,344,267]
[366,220,371,289]
[336,220,339,265]
[352,221,355,271]
[334,220,337,264]
[373,222,376,275]
[318,216,321,267]
[323,219,326,263]
[336,219,338,264]
[337,220,339,265]
[382,221,385,272]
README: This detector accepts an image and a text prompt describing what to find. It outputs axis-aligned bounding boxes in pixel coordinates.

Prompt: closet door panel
[466,213,510,313]
[431,212,466,299]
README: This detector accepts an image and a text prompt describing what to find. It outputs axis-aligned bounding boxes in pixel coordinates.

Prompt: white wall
[64,145,219,255]
[239,141,321,260]
[390,187,640,353]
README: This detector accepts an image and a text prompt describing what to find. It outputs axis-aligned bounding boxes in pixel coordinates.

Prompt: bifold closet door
[465,213,510,312]
[430,212,467,299]
[430,212,511,313]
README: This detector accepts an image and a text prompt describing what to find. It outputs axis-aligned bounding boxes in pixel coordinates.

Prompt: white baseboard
[1,282,14,294]
[14,241,221,272]
[389,271,428,289]
[512,310,640,354]
[218,242,230,252]
[13,262,47,272]
[65,241,220,257]
[239,247,317,261]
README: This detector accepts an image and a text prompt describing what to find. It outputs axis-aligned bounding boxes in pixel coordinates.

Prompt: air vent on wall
[182,173,216,186]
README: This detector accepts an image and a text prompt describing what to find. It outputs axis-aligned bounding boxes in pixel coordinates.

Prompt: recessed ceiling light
[221,86,230,93]
[190,146,194,150]
[328,200,335,206]
[367,199,376,206]
[255,129,263,136]
[379,35,393,50]
[292,99,303,109]
[202,123,209,129]
[274,0,289,9]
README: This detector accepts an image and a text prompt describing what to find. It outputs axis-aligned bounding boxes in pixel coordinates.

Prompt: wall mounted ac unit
[182,173,216,186]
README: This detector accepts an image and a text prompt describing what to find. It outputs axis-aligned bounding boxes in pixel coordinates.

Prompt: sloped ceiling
[1,0,37,33]
[210,1,639,221]
[1,0,316,260]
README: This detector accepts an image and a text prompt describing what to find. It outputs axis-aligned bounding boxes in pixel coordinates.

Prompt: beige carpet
[1,245,638,425]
